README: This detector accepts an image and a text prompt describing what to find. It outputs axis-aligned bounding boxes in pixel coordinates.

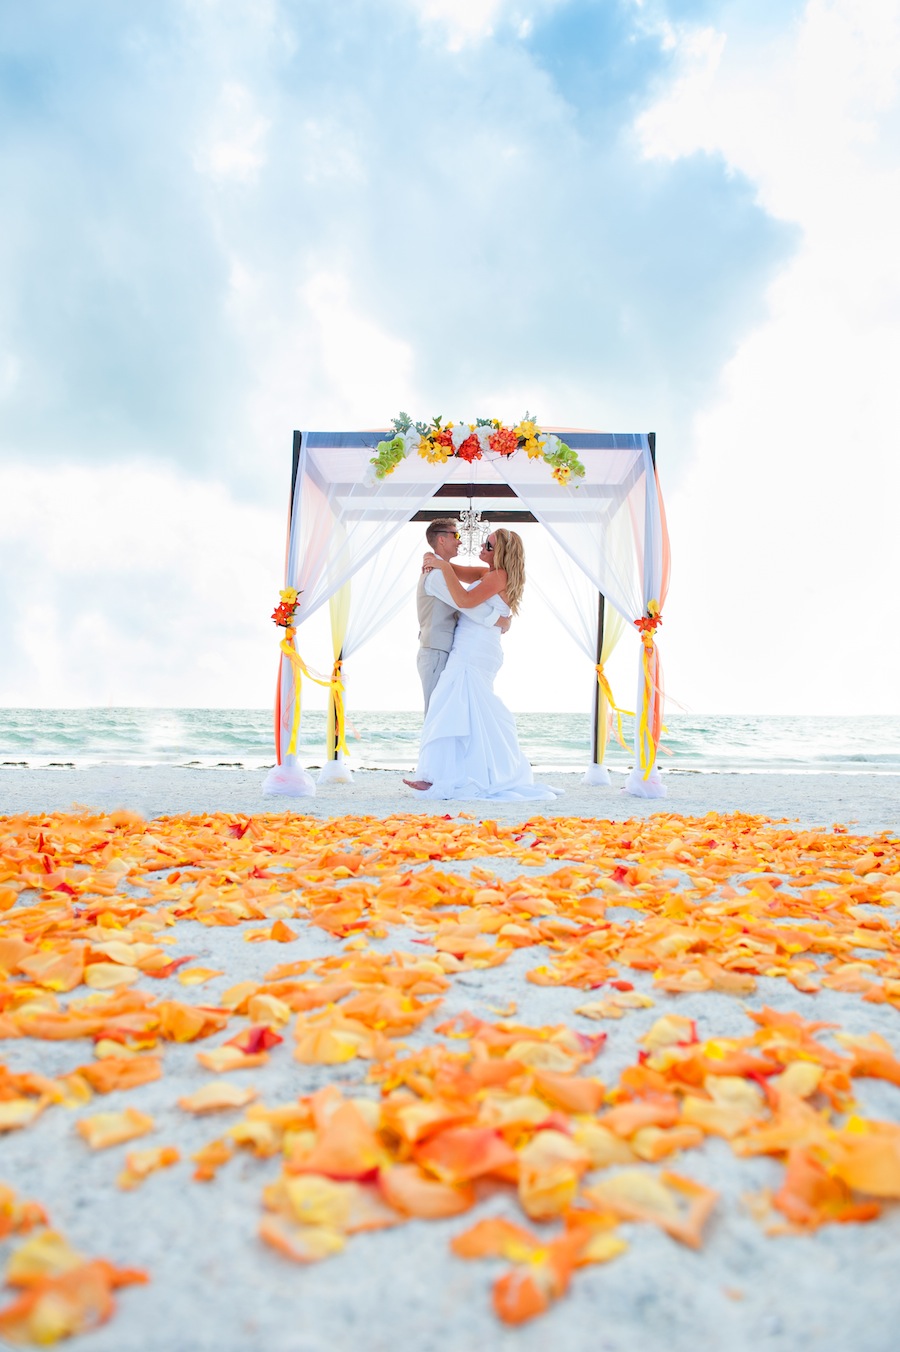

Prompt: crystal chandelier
[457,503,490,557]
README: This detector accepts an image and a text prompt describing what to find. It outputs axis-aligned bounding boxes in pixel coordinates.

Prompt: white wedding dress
[411,590,563,802]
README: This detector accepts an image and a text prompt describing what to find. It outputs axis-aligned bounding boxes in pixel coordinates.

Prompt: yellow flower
[523,437,543,459]
[515,419,539,444]
[647,599,660,618]
[418,435,452,464]
[279,588,298,605]
[551,465,572,485]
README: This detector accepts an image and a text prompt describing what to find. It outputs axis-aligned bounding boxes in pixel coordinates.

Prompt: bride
[403,529,563,802]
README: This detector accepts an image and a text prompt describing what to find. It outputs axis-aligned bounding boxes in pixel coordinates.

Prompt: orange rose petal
[414,1126,518,1185]
[379,1165,475,1219]
[289,1102,390,1180]
[584,1169,718,1249]
[0,1099,45,1133]
[258,1214,345,1263]
[177,967,225,987]
[177,1081,257,1115]
[77,1056,162,1094]
[225,1025,284,1054]
[192,1137,235,1181]
[492,1268,550,1325]
[774,1147,881,1228]
[77,1109,155,1149]
[196,1046,269,1073]
[0,1258,147,1344]
[117,1145,181,1190]
[83,962,141,990]
[6,1230,86,1286]
[531,1069,606,1114]
[17,947,86,993]
[451,1217,541,1261]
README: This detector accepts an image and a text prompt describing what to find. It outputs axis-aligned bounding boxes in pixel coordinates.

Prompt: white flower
[451,422,473,450]
[540,434,560,455]
[476,425,494,452]
[402,429,420,456]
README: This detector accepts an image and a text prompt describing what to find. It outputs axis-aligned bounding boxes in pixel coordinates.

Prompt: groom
[416,518,506,711]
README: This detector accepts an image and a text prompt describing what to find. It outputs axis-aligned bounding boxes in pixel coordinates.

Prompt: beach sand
[1,768,898,1352]
[1,765,898,833]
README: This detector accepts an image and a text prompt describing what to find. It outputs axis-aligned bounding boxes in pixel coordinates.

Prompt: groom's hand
[496,616,511,633]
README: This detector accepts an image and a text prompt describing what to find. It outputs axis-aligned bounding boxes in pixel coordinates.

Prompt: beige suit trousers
[417,647,450,714]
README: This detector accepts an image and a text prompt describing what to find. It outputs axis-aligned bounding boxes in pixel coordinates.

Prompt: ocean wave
[1,710,900,775]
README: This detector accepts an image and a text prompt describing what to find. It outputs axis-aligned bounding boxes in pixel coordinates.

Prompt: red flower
[489,427,518,457]
[456,433,482,463]
[272,602,296,627]
[434,427,454,447]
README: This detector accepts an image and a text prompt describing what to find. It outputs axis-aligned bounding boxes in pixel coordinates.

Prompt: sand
[0,767,898,1352]
[0,765,897,833]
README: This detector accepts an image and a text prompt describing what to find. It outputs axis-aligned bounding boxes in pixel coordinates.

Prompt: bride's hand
[422,551,445,572]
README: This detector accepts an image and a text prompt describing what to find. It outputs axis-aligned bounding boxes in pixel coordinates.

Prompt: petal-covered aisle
[1,809,898,1350]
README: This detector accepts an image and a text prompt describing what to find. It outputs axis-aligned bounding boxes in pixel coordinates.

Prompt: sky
[1,0,898,719]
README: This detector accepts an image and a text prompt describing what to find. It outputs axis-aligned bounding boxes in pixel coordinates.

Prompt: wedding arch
[263,421,670,799]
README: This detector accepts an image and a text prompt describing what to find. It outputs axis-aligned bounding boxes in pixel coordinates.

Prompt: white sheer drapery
[264,435,438,797]
[318,527,422,784]
[527,544,627,784]
[493,436,669,796]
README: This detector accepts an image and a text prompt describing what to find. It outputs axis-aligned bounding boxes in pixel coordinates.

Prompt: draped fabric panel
[527,546,627,782]
[319,527,422,784]
[264,436,438,797]
[493,435,669,793]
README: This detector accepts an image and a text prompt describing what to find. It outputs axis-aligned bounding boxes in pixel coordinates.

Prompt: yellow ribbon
[595,665,634,759]
[329,658,349,758]
[279,629,343,758]
[637,631,657,778]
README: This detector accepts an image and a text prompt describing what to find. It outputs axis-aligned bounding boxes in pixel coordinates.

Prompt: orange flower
[488,427,518,457]
[456,433,482,463]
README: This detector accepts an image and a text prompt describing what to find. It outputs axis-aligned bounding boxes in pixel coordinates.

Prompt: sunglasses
[484,540,494,552]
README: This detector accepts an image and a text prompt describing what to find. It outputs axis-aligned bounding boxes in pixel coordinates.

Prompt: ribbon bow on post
[273,590,349,763]
[634,601,663,779]
[594,664,634,761]
[328,658,349,759]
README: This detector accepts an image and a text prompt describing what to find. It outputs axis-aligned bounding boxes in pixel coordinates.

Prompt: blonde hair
[492,529,525,615]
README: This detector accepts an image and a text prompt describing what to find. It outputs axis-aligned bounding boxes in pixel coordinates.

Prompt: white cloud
[193,81,271,183]
[0,464,282,706]
[638,0,900,713]
[302,271,417,425]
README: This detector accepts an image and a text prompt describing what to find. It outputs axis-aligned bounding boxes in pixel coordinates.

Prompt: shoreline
[0,765,897,833]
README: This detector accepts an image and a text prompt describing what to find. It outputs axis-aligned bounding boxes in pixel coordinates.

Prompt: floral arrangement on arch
[370,413,586,485]
[271,587,300,629]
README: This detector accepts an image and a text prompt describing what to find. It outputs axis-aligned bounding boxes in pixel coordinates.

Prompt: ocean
[1,709,899,776]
